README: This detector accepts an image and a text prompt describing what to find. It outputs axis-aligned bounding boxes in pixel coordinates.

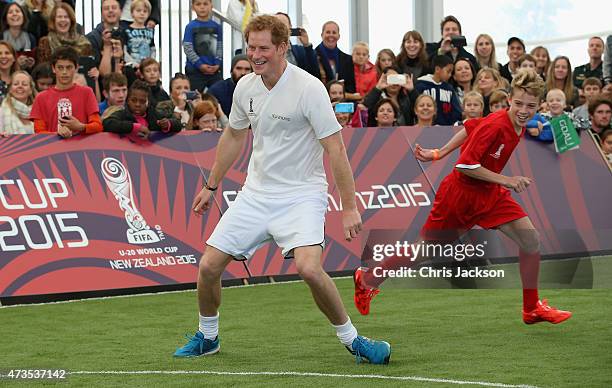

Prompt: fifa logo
[490,144,504,159]
[101,157,161,244]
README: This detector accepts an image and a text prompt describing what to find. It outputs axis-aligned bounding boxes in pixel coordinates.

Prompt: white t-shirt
[229,62,342,197]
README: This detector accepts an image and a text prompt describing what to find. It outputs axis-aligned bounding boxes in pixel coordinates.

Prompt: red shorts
[421,173,527,240]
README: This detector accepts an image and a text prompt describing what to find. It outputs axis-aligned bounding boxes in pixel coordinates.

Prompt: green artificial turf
[1,275,611,387]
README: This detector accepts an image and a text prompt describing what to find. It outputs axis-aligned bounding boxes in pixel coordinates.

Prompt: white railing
[76,0,242,87]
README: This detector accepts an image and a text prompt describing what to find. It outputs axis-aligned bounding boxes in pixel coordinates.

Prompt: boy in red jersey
[354,69,572,325]
[30,46,102,138]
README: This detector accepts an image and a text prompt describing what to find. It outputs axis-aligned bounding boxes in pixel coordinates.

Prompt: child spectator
[200,92,228,128]
[488,88,509,113]
[415,54,462,125]
[123,0,156,67]
[461,91,484,122]
[99,72,128,115]
[518,54,537,70]
[352,41,377,98]
[532,89,589,141]
[331,98,352,128]
[397,30,430,79]
[103,79,181,139]
[30,46,102,137]
[326,80,345,101]
[413,94,436,128]
[183,0,222,91]
[530,46,551,81]
[31,62,54,92]
[139,57,169,107]
[188,99,222,131]
[573,77,602,121]
[599,128,612,164]
[374,49,396,79]
[473,33,500,71]
[0,70,36,135]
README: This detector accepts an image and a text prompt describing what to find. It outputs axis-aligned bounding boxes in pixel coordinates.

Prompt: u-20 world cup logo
[101,157,161,244]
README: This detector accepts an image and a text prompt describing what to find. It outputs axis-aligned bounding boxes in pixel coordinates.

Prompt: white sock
[198,313,219,340]
[333,317,358,350]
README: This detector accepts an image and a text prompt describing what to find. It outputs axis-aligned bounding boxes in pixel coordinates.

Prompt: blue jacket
[290,44,320,79]
[207,78,236,117]
[415,74,462,125]
[526,113,553,142]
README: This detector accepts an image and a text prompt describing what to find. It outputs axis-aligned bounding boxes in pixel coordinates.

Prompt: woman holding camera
[363,66,417,126]
[167,72,197,128]
[36,3,92,64]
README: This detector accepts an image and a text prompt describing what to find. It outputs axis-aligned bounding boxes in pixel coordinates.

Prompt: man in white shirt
[174,15,390,364]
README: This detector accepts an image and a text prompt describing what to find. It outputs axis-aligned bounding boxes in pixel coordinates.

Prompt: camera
[387,74,406,85]
[290,28,303,37]
[184,91,199,101]
[334,102,354,114]
[450,35,467,48]
[110,27,122,40]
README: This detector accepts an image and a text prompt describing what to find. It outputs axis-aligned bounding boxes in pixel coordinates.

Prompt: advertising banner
[1,128,610,298]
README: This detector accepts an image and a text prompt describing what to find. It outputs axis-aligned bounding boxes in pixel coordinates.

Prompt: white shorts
[207,189,328,260]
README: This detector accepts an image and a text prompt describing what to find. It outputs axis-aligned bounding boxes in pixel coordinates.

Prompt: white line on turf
[69,370,538,387]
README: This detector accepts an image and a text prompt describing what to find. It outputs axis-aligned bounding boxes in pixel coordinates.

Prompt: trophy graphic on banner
[101,157,161,244]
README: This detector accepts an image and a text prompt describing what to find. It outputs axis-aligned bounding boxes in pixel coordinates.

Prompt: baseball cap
[507,37,525,50]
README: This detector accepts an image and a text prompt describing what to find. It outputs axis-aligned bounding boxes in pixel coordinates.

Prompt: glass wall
[368,0,414,61]
[444,0,612,69]
[302,0,351,53]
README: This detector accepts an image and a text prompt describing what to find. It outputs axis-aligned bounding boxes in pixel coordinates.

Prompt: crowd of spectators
[0,0,610,164]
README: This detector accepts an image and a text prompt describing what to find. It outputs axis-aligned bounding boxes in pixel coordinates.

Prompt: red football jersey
[454,109,524,187]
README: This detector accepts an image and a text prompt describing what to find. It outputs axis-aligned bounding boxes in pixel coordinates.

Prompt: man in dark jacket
[500,37,525,83]
[425,15,478,73]
[208,54,251,117]
[86,0,123,66]
[274,12,320,79]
